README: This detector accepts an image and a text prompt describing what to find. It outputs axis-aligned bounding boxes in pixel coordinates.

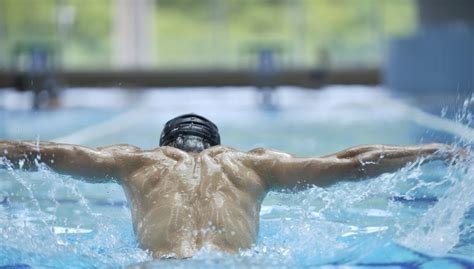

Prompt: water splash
[394,94,474,257]
[2,148,473,267]
[1,92,474,267]
[397,163,474,256]
[0,164,151,267]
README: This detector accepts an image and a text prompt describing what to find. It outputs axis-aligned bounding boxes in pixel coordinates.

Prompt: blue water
[0,86,473,268]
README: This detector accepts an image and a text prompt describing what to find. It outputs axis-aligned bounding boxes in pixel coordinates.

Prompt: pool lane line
[52,107,147,144]
[398,102,474,142]
[51,99,474,144]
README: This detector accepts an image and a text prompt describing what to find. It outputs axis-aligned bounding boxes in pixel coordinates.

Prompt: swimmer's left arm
[248,144,460,190]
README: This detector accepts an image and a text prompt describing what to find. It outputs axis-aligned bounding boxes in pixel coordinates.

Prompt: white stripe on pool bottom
[51,102,474,145]
[52,107,147,144]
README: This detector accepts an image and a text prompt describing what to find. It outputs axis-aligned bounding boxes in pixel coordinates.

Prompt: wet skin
[0,141,457,258]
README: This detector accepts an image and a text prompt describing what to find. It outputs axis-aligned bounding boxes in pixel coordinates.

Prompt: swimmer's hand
[434,144,471,166]
[1,141,40,169]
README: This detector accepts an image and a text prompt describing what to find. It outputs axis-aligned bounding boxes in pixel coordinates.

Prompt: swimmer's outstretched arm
[0,140,144,183]
[248,143,458,190]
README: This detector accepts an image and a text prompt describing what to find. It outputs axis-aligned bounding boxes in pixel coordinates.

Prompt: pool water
[0,86,473,268]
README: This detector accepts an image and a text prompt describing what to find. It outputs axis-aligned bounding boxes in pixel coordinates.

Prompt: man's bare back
[123,146,266,258]
[0,114,460,259]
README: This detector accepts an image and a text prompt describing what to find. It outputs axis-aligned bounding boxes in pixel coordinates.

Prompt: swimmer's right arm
[0,140,135,183]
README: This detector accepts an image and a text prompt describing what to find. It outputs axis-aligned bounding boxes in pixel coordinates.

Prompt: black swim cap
[160,113,221,147]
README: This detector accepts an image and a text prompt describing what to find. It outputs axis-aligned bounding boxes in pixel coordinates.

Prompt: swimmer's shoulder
[97,144,169,162]
[248,147,293,158]
[205,145,241,156]
[204,146,293,164]
[200,146,295,158]
[97,144,143,154]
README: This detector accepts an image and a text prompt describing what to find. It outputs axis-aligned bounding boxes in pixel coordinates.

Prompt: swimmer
[0,113,462,259]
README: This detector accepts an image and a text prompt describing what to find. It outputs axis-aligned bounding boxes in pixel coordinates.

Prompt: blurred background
[0,0,472,120]
[1,0,412,70]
